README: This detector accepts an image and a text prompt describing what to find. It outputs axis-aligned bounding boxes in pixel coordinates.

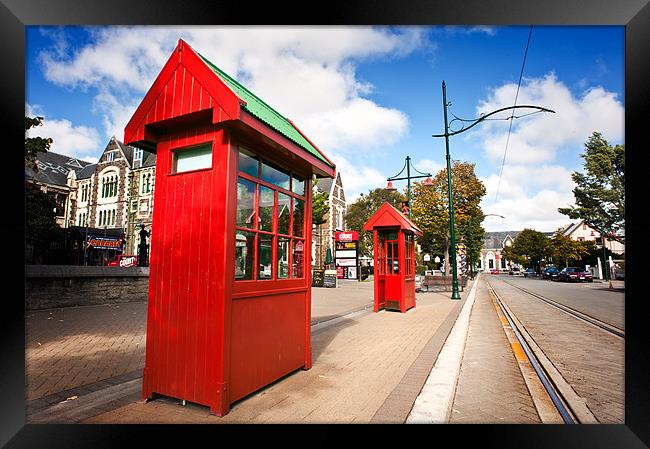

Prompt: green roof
[198,53,333,168]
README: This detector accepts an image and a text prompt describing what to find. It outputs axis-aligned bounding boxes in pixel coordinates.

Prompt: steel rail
[499,279,625,339]
[486,281,577,424]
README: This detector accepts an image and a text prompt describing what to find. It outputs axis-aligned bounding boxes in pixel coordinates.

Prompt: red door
[381,230,401,310]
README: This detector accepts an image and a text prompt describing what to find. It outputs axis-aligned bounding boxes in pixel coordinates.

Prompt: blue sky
[25,26,624,232]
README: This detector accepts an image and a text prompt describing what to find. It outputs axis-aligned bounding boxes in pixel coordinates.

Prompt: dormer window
[107,152,116,162]
[133,148,143,168]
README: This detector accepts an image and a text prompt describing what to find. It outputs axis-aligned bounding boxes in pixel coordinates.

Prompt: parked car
[523,268,536,278]
[557,267,593,283]
[615,270,625,280]
[490,268,500,275]
[541,266,560,280]
[509,267,522,276]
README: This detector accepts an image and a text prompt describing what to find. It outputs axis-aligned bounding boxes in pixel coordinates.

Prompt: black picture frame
[4,0,649,447]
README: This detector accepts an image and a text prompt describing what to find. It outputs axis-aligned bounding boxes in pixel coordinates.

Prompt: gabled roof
[124,39,335,178]
[363,202,423,235]
[25,151,93,187]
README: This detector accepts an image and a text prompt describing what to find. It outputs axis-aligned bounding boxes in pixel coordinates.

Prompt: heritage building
[312,171,347,267]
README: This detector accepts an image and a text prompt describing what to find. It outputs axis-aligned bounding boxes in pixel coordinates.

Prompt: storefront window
[235,148,307,281]
[278,193,291,235]
[277,237,290,279]
[235,231,254,280]
[237,179,256,228]
[258,235,273,280]
[259,186,274,232]
[261,160,291,190]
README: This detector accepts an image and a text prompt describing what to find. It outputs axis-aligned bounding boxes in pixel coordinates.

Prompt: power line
[494,26,533,204]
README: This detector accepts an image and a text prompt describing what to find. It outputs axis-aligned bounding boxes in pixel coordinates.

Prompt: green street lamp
[385,156,434,220]
[433,80,554,300]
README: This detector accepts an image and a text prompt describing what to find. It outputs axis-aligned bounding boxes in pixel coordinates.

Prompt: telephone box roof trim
[363,202,423,236]
[198,53,334,170]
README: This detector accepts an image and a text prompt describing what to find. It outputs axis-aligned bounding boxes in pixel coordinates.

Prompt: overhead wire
[494,26,533,204]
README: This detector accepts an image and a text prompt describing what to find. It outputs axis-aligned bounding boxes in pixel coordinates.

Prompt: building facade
[559,221,625,256]
[311,171,347,267]
[480,231,520,272]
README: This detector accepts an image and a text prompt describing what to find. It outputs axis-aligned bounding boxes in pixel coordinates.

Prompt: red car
[558,267,593,282]
[107,255,139,267]
[490,268,500,275]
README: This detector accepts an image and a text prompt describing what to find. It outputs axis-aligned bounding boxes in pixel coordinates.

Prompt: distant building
[27,137,157,265]
[312,171,346,266]
[558,221,624,256]
[480,231,521,271]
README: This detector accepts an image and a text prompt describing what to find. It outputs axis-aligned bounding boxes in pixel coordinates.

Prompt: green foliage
[505,228,551,269]
[344,187,406,257]
[312,188,330,226]
[25,116,61,250]
[25,116,53,172]
[410,161,486,271]
[558,132,624,243]
[549,229,592,267]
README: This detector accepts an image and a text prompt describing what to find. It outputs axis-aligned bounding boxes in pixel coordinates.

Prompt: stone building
[312,171,347,267]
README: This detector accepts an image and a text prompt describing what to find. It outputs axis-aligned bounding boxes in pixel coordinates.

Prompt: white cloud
[26,106,101,162]
[38,26,425,153]
[329,152,387,204]
[475,73,624,165]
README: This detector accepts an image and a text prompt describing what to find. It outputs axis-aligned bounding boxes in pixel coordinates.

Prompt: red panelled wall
[143,123,232,413]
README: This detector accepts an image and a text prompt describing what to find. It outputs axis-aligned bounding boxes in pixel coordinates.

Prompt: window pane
[259,186,274,232]
[278,193,291,235]
[237,178,256,229]
[238,148,259,178]
[261,161,290,190]
[277,237,290,279]
[292,176,305,195]
[174,144,212,173]
[235,231,255,280]
[292,239,304,278]
[292,199,304,237]
[258,235,273,280]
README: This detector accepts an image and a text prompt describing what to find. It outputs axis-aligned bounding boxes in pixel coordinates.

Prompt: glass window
[292,239,304,278]
[258,235,273,280]
[237,178,256,229]
[292,176,305,195]
[173,143,212,173]
[238,149,259,178]
[235,231,255,280]
[261,161,290,190]
[278,193,291,235]
[258,186,274,232]
[277,237,290,279]
[292,199,304,237]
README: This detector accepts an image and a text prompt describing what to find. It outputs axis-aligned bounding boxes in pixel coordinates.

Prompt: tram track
[499,278,624,339]
[486,280,599,424]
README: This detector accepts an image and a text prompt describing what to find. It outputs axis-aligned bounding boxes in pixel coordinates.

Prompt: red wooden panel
[230,292,307,402]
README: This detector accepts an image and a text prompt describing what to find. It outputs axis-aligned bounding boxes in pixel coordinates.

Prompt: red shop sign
[335,231,358,242]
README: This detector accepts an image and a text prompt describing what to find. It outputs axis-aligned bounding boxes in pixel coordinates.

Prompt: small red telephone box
[364,202,422,313]
[124,39,335,416]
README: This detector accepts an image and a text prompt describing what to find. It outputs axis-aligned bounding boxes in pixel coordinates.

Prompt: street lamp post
[433,80,554,300]
[385,156,433,220]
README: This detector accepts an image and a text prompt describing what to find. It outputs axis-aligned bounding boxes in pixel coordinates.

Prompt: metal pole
[406,156,411,220]
[442,81,461,300]
[602,233,612,289]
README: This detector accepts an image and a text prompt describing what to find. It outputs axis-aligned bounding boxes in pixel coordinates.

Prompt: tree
[311,181,330,266]
[505,228,551,271]
[558,132,624,244]
[25,116,63,263]
[549,229,591,268]
[344,187,406,257]
[410,161,486,275]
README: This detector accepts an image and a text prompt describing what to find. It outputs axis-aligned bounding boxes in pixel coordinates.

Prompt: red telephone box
[124,39,336,416]
[364,202,422,313]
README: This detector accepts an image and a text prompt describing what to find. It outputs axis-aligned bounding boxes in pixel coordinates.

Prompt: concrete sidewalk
[81,286,468,423]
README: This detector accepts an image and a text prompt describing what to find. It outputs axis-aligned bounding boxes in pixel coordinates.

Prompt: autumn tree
[558,132,624,244]
[410,161,486,274]
[344,187,406,257]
